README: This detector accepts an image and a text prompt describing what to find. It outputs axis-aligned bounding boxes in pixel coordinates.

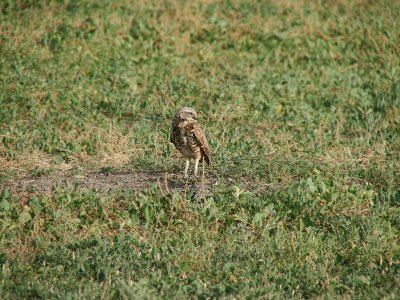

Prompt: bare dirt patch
[2,168,219,200]
[3,170,179,193]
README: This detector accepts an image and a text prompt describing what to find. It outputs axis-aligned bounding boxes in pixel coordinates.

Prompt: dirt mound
[3,170,175,193]
[2,169,216,200]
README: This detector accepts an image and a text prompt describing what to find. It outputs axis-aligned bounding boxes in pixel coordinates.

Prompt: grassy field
[1,0,399,298]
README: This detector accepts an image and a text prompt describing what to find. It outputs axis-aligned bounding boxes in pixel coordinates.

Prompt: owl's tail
[203,155,210,166]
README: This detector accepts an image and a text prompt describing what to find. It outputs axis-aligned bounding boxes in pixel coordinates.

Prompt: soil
[2,168,274,199]
[2,168,216,200]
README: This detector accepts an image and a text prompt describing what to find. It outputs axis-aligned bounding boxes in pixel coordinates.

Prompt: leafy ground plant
[0,0,399,298]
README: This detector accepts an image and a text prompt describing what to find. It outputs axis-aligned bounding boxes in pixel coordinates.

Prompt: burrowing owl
[170,107,210,177]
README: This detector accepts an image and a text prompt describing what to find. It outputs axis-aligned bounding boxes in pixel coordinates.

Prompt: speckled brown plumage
[170,107,210,177]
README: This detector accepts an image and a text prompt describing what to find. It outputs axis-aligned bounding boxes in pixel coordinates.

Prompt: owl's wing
[192,123,211,165]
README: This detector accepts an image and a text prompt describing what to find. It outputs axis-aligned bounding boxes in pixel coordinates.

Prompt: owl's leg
[194,157,200,176]
[184,159,190,178]
[202,157,205,179]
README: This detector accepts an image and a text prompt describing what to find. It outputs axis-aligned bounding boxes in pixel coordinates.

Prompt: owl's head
[174,107,197,122]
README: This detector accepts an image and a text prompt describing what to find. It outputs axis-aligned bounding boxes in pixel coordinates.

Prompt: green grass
[1,0,400,298]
